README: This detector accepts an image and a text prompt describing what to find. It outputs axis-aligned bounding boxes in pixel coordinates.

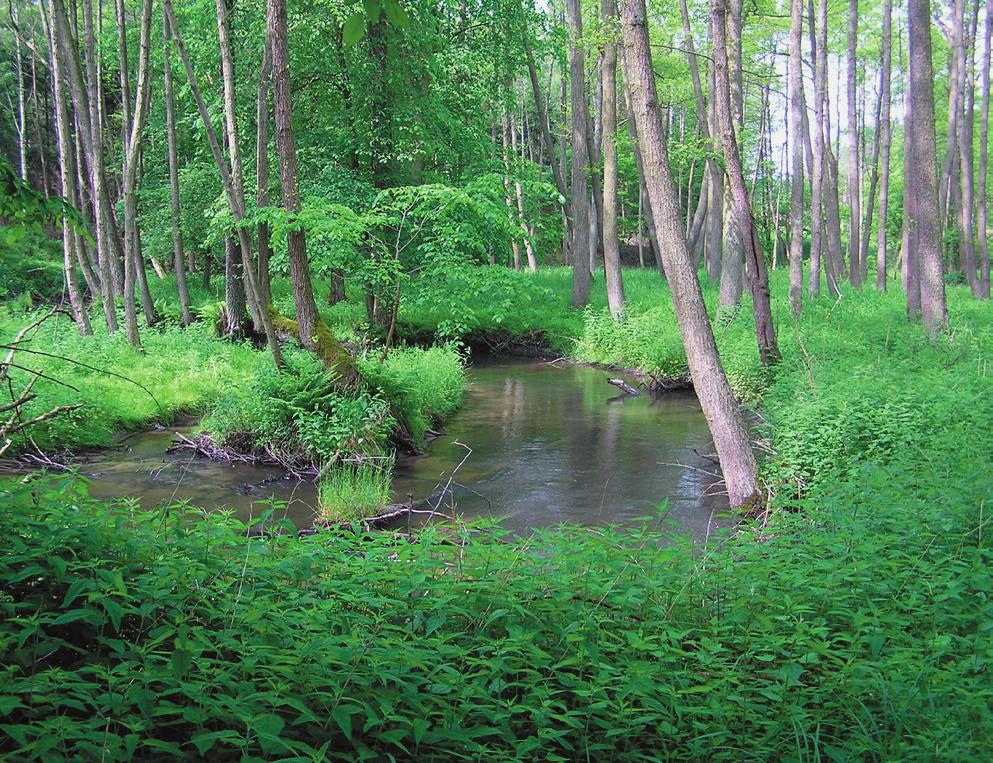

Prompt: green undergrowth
[2,267,992,758]
[0,313,257,453]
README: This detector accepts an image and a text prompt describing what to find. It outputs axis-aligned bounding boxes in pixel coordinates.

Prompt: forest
[1,0,992,756]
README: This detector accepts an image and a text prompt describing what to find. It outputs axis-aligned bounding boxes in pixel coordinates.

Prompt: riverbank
[2,268,993,758]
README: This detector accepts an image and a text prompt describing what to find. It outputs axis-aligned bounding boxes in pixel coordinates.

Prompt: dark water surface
[30,358,726,536]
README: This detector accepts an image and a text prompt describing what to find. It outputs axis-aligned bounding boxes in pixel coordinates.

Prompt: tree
[566,0,591,307]
[876,0,894,291]
[711,0,780,364]
[788,0,805,314]
[906,0,948,332]
[601,0,625,319]
[846,0,861,286]
[268,0,360,384]
[620,0,762,510]
[162,9,192,326]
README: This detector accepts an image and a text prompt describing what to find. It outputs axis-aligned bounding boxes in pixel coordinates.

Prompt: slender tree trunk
[46,0,91,335]
[712,0,780,363]
[876,0,894,291]
[163,10,193,326]
[164,0,281,365]
[957,0,980,295]
[907,0,948,332]
[788,0,805,314]
[624,81,666,276]
[846,0,861,285]
[509,111,539,272]
[268,0,359,382]
[566,0,592,306]
[51,0,120,334]
[117,0,154,348]
[257,38,275,308]
[11,2,27,180]
[601,0,626,318]
[718,0,745,309]
[501,110,523,271]
[621,0,762,510]
[978,0,992,298]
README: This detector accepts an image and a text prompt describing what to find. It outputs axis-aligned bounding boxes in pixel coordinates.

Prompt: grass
[2,264,992,758]
[317,457,394,522]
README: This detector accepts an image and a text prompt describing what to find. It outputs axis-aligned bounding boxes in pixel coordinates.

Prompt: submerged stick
[607,378,640,396]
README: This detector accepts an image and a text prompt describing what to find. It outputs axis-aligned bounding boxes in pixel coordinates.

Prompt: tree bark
[51,0,121,334]
[164,0,281,365]
[45,0,91,335]
[788,0,805,314]
[907,0,949,332]
[846,0,861,286]
[978,0,992,298]
[876,0,894,291]
[621,0,762,510]
[268,0,360,384]
[509,110,539,272]
[256,37,275,309]
[957,0,980,296]
[601,0,626,318]
[566,0,592,306]
[163,10,193,326]
[711,0,780,364]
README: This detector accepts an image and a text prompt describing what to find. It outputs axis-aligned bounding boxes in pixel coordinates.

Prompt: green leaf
[363,0,381,23]
[383,0,409,27]
[343,13,366,45]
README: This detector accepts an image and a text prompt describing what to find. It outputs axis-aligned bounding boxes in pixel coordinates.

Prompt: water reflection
[26,358,727,538]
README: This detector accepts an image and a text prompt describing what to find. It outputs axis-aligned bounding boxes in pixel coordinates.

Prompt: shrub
[318,455,395,522]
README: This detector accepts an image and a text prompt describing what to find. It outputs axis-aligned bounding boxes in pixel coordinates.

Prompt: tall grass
[318,456,395,522]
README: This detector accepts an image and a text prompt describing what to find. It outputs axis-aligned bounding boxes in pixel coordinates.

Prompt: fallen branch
[607,378,640,396]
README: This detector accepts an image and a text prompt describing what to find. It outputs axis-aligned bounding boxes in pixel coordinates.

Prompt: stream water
[24,358,727,537]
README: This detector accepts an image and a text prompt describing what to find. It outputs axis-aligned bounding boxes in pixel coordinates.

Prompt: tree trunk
[907,0,948,332]
[978,0,992,298]
[621,0,762,510]
[623,81,666,276]
[268,0,360,384]
[163,9,193,326]
[846,0,861,286]
[566,0,592,306]
[788,0,805,314]
[957,0,980,296]
[51,0,120,334]
[256,37,275,309]
[117,0,153,348]
[601,0,626,318]
[711,0,780,364]
[509,111,539,272]
[500,111,523,270]
[876,0,894,291]
[164,0,281,365]
[46,0,91,335]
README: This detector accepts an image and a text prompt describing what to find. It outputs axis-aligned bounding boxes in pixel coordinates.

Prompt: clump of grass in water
[318,455,394,523]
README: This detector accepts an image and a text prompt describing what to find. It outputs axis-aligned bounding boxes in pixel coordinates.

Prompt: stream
[21,358,727,537]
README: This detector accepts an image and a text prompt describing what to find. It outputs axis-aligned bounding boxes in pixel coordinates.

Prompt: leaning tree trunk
[601,0,626,318]
[711,0,780,364]
[621,0,762,510]
[907,0,948,333]
[267,0,360,384]
[163,10,193,326]
[566,0,592,306]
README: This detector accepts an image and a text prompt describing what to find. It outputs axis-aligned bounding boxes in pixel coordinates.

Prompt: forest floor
[2,267,992,758]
